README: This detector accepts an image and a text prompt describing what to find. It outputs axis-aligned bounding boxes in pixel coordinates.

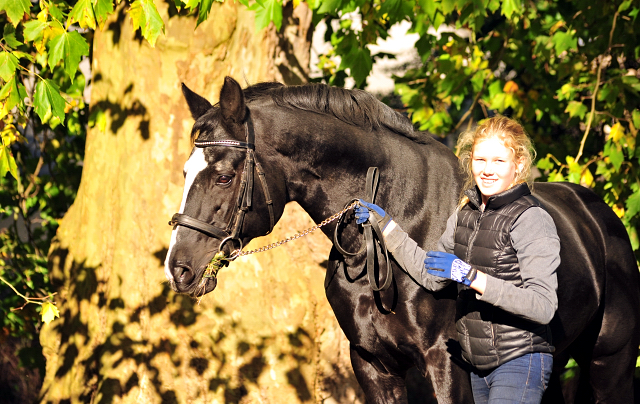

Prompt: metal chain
[228,201,358,260]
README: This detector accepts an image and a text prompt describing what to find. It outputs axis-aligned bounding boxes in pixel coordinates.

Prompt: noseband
[168,110,275,253]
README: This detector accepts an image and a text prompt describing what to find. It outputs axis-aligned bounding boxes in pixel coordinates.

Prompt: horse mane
[192,82,432,144]
[244,82,431,144]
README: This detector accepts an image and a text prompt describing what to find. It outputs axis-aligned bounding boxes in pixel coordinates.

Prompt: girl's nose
[483,163,494,175]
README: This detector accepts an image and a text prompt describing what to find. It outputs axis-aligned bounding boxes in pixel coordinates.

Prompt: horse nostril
[175,265,195,285]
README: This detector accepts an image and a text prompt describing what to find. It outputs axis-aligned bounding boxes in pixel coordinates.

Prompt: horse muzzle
[167,261,219,297]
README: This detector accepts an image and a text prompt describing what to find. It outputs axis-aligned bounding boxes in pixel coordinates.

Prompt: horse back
[532,182,640,353]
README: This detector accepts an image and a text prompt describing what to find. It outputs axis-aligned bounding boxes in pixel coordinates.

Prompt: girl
[356,115,560,403]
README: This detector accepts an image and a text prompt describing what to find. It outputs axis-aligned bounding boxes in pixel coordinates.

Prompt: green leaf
[565,101,587,119]
[608,144,624,171]
[0,144,18,179]
[316,0,342,14]
[34,79,66,124]
[536,156,555,171]
[418,0,437,22]
[339,46,372,87]
[0,76,26,117]
[3,25,22,48]
[618,0,633,12]
[68,0,97,30]
[251,0,283,31]
[94,0,115,28]
[633,109,640,130]
[0,51,18,81]
[47,31,90,81]
[487,0,500,13]
[48,2,65,21]
[441,0,457,15]
[41,301,60,324]
[0,0,30,27]
[129,0,165,47]
[627,225,639,250]
[195,0,214,26]
[501,0,522,19]
[489,93,506,110]
[625,189,640,218]
[23,20,48,42]
[552,31,577,54]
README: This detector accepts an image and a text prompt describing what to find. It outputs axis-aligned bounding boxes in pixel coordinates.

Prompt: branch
[0,274,40,304]
[575,60,603,162]
[0,274,56,310]
[454,76,488,132]
[575,10,618,163]
[452,29,510,132]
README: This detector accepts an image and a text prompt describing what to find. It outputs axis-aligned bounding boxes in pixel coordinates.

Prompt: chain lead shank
[228,201,357,260]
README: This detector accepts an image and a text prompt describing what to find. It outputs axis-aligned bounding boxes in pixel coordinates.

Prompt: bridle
[168,109,275,254]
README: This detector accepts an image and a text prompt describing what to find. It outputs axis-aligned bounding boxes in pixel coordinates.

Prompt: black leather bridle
[168,110,275,254]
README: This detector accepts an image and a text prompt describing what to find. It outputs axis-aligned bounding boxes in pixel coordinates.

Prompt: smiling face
[471,136,524,205]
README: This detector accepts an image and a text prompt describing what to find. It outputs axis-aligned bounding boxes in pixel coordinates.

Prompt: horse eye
[217,175,233,185]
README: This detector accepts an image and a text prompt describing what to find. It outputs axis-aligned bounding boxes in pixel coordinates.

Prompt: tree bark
[40,2,364,403]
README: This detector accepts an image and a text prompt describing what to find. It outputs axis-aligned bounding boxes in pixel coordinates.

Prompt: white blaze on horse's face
[164,148,208,281]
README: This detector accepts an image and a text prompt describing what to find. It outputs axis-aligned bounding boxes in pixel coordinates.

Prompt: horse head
[164,77,286,297]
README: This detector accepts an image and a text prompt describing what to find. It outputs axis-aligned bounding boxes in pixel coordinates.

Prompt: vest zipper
[465,208,484,263]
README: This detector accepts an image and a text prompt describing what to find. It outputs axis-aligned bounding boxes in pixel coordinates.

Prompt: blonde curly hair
[456,115,536,207]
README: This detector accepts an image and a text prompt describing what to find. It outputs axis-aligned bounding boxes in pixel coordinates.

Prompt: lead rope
[333,167,394,292]
[199,201,358,290]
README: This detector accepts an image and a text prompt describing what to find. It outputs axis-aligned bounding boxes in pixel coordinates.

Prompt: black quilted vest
[454,183,554,371]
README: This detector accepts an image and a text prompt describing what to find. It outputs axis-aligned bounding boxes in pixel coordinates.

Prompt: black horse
[164,76,640,403]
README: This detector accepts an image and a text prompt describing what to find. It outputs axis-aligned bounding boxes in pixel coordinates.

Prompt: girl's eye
[217,175,233,185]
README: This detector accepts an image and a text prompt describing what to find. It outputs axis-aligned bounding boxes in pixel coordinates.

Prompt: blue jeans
[470,352,553,404]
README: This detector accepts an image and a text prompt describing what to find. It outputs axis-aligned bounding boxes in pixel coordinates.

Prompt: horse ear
[182,83,213,120]
[219,76,246,124]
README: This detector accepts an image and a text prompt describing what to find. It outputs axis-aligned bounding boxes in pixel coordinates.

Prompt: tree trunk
[40,2,364,403]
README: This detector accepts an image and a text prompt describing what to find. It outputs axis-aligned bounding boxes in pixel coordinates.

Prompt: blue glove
[424,251,477,286]
[355,200,393,231]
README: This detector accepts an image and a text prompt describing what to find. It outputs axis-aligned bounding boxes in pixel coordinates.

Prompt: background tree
[1,0,639,402]
[0,0,367,402]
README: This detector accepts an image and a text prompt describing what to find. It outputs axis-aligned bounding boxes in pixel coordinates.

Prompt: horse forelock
[190,108,222,144]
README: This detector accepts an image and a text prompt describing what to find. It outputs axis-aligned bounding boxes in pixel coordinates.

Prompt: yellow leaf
[503,80,519,93]
[550,20,565,34]
[580,168,594,187]
[610,122,625,143]
[612,204,625,218]
[41,301,60,324]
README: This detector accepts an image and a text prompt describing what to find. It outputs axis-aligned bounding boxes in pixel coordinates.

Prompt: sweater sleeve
[384,212,457,291]
[476,206,560,324]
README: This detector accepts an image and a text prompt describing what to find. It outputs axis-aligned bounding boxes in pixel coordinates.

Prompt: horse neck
[259,113,388,237]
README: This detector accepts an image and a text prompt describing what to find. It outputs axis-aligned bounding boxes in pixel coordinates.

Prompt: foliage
[0,0,161,343]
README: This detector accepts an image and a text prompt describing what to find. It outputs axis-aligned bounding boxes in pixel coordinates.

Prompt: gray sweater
[385,206,560,324]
